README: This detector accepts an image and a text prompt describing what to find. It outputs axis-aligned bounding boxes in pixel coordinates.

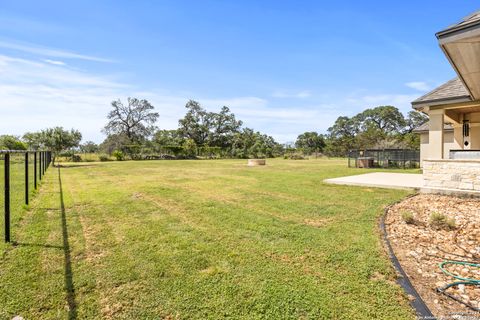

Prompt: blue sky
[0,1,478,143]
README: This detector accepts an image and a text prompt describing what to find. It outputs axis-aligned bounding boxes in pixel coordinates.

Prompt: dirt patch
[79,214,108,264]
[385,194,480,317]
[303,218,332,228]
[265,251,324,278]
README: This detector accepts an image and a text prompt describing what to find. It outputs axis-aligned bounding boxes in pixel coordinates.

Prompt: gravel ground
[385,194,480,318]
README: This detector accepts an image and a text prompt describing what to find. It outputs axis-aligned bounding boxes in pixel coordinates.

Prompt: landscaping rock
[385,194,480,317]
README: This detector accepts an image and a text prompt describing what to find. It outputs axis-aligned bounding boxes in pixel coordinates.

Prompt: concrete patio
[324,172,423,190]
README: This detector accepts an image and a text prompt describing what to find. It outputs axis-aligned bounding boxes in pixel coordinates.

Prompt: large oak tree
[104,97,159,142]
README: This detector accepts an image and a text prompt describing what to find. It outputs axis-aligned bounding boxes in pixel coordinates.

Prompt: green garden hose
[439,261,480,284]
[437,260,480,312]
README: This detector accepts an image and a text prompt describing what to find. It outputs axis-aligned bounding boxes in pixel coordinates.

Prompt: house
[412,11,480,194]
[413,122,454,165]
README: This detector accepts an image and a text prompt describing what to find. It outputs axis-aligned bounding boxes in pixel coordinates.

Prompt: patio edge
[324,178,420,191]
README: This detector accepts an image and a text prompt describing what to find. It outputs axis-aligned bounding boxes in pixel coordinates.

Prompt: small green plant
[401,211,415,224]
[429,212,456,230]
[112,150,125,161]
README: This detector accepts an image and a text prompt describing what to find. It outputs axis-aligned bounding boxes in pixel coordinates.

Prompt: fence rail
[347,149,420,169]
[1,150,52,242]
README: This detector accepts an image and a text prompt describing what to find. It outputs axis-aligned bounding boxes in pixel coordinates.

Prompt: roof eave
[436,19,480,100]
[438,45,475,99]
[412,128,454,134]
[411,96,472,110]
[436,18,480,39]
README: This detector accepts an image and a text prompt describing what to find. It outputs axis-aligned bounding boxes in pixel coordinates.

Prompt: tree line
[0,98,427,160]
[322,106,427,156]
[0,127,82,164]
[99,98,283,159]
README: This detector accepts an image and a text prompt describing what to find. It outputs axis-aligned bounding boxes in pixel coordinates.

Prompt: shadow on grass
[58,167,77,320]
[56,164,98,169]
[12,167,77,318]
[12,242,63,250]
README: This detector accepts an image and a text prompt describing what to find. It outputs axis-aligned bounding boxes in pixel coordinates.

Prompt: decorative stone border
[380,197,434,319]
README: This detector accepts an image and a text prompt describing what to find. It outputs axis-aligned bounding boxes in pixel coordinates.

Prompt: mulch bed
[385,194,480,318]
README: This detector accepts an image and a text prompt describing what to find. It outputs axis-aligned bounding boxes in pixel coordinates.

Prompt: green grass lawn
[0,153,39,239]
[0,158,417,319]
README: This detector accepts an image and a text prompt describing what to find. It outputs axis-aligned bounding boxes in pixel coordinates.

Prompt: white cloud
[0,52,423,144]
[0,40,114,63]
[405,81,431,91]
[345,93,419,114]
[272,90,311,99]
[2,53,319,143]
[0,55,126,142]
[44,59,66,66]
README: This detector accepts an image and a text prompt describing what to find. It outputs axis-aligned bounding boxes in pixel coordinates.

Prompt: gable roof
[411,77,471,108]
[435,11,480,100]
[436,10,480,38]
[412,122,454,133]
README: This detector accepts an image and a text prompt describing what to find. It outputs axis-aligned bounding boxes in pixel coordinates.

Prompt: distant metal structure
[348,149,420,169]
[1,150,52,242]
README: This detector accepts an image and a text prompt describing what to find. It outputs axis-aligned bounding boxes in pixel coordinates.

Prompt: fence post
[4,153,10,242]
[25,152,29,205]
[39,152,43,180]
[34,152,37,189]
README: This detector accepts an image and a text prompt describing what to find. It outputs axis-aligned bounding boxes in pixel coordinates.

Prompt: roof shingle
[437,10,480,37]
[411,78,471,106]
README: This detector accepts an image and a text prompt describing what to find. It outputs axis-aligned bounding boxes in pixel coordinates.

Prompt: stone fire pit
[247,159,266,166]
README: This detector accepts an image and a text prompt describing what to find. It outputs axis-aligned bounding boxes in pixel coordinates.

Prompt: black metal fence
[1,150,52,242]
[347,149,420,169]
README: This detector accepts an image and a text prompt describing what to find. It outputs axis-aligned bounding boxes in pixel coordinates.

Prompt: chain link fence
[347,149,420,169]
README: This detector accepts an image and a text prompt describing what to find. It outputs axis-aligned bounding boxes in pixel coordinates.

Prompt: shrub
[98,154,111,162]
[113,150,125,161]
[284,152,307,160]
[59,151,73,157]
[182,139,197,158]
[81,154,96,162]
[401,211,415,224]
[72,154,82,162]
[429,212,456,230]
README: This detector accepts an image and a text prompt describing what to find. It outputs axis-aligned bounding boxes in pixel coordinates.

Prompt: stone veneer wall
[423,159,480,191]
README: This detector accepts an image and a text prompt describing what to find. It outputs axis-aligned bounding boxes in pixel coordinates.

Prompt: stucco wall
[419,130,459,166]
